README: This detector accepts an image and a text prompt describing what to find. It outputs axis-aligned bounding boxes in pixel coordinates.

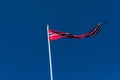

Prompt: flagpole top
[47,24,49,31]
[47,24,49,27]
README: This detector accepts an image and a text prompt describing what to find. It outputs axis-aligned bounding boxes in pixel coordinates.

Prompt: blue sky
[0,0,120,80]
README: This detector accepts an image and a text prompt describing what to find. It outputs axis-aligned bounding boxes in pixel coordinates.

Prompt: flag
[49,23,102,41]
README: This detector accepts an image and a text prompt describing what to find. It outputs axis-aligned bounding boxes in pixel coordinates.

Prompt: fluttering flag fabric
[49,23,102,41]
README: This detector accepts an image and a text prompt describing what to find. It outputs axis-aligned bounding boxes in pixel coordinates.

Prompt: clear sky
[0,0,120,80]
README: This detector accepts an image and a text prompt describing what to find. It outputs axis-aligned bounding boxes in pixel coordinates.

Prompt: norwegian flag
[49,23,102,41]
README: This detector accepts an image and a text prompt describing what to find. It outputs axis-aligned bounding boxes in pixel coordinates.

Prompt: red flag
[49,23,102,41]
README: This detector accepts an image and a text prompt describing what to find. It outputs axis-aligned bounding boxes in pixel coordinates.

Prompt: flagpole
[47,24,53,80]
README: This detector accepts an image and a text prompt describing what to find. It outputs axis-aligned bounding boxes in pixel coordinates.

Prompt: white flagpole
[47,24,53,80]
